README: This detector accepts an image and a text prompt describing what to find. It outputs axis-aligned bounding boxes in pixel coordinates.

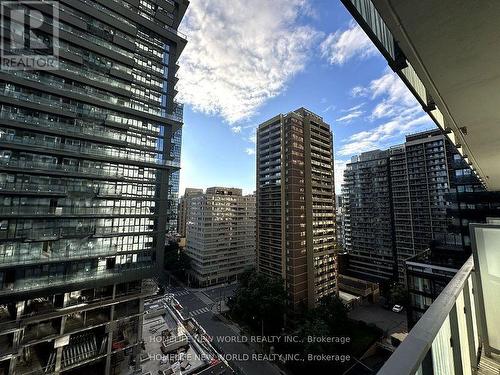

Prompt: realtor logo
[1,1,59,70]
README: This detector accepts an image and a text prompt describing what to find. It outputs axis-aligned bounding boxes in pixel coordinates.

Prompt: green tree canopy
[228,270,286,334]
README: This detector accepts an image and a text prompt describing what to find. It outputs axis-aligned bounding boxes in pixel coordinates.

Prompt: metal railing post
[450,303,464,375]
[463,278,478,371]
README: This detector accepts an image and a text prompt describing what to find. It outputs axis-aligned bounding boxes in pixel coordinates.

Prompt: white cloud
[248,130,257,144]
[334,159,348,194]
[336,111,363,123]
[369,70,415,106]
[320,21,377,65]
[323,104,336,113]
[177,0,321,123]
[343,103,364,112]
[336,103,365,122]
[245,147,256,156]
[338,114,432,156]
[231,126,242,134]
[338,69,435,156]
[351,85,368,97]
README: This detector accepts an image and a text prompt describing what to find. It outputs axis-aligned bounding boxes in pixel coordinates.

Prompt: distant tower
[177,188,203,241]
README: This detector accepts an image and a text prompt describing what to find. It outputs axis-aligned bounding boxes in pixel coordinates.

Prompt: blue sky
[176,0,436,195]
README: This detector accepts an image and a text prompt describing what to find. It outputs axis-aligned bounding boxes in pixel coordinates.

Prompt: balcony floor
[478,352,500,375]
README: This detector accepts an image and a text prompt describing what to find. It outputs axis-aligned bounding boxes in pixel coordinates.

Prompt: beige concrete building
[177,188,203,246]
[256,108,338,309]
[185,187,256,287]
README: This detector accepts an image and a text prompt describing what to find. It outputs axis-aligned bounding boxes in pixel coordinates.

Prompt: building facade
[406,190,500,327]
[343,130,485,286]
[256,108,338,309]
[0,0,188,374]
[185,188,256,287]
[342,150,396,286]
[335,195,345,251]
[390,130,454,283]
[405,249,464,328]
[176,188,203,240]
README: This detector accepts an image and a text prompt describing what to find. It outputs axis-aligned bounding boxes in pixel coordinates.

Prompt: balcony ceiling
[373,0,500,190]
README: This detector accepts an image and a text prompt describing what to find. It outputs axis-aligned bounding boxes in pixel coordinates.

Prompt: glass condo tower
[0,0,188,374]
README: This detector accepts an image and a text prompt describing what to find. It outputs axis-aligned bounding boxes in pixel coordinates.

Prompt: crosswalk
[173,290,190,297]
[188,306,210,317]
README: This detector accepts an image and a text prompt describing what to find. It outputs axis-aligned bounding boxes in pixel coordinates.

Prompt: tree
[314,294,349,331]
[228,270,286,334]
[388,283,408,306]
[164,241,191,280]
[281,296,353,373]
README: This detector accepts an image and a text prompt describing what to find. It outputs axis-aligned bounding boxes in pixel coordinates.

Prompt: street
[164,285,284,375]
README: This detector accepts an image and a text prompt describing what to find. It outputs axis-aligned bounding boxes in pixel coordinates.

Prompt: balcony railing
[0,264,153,296]
[0,132,166,166]
[0,243,153,268]
[379,221,500,374]
[0,112,129,144]
[0,205,153,217]
[380,256,479,374]
[0,159,157,181]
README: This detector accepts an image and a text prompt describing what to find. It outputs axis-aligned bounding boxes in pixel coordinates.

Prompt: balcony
[0,264,153,296]
[0,205,154,218]
[0,112,128,145]
[379,222,500,375]
[0,243,152,269]
[0,181,96,196]
[0,158,159,183]
[0,132,169,167]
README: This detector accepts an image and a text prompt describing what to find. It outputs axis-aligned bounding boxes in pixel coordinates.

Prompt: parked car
[392,304,404,313]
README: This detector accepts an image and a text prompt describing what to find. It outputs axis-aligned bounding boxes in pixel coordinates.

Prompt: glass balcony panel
[0,130,175,167]
[431,315,454,375]
[1,263,152,295]
[471,224,500,352]
[3,73,164,118]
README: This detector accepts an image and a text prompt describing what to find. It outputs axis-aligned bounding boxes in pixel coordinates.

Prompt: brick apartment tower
[256,108,338,309]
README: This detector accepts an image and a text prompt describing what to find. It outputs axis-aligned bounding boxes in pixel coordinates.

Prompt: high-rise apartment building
[256,108,337,309]
[185,187,256,287]
[167,129,183,234]
[176,188,203,239]
[342,150,396,286]
[335,195,345,251]
[343,130,483,285]
[0,1,188,374]
[390,130,454,282]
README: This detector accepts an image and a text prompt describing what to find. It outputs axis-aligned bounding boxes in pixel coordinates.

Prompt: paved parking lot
[349,303,407,336]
